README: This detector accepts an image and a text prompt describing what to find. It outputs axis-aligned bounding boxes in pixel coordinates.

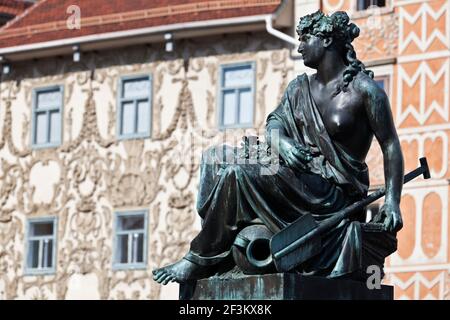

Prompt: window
[219,63,255,128]
[118,75,152,139]
[357,0,386,11]
[32,86,63,148]
[374,76,390,96]
[113,211,148,269]
[25,218,57,274]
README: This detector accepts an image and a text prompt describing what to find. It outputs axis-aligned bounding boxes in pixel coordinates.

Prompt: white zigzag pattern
[396,60,449,125]
[389,272,446,300]
[399,2,450,54]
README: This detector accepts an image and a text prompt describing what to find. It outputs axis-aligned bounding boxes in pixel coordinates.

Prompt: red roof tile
[0,0,282,49]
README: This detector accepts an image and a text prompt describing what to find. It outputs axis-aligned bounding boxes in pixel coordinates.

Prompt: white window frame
[31,86,64,149]
[113,210,148,270]
[24,217,58,275]
[117,74,152,140]
[218,62,256,129]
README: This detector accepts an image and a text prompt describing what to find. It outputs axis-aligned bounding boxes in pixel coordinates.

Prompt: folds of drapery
[188,73,393,278]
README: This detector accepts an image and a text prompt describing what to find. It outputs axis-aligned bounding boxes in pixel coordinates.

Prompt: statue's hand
[279,137,312,170]
[373,202,403,233]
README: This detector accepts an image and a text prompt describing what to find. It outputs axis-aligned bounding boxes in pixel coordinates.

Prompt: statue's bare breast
[308,75,374,162]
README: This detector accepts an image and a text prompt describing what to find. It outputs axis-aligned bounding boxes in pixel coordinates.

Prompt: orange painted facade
[321,0,449,299]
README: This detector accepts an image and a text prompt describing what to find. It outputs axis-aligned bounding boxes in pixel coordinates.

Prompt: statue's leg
[191,164,255,256]
[153,159,256,285]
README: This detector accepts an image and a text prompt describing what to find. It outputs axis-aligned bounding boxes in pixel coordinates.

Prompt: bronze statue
[153,11,404,285]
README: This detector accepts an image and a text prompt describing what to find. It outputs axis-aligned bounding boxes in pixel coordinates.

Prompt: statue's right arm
[265,116,286,160]
[266,114,311,170]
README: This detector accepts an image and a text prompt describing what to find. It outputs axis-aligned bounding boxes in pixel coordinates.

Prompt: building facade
[342,0,450,300]
[0,0,448,300]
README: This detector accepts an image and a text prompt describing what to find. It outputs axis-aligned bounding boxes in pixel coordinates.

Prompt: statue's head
[296,11,356,67]
[296,11,373,90]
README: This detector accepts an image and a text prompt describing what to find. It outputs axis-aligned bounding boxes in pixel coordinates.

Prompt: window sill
[112,263,147,271]
[31,142,61,150]
[218,124,254,131]
[117,133,151,141]
[23,268,56,276]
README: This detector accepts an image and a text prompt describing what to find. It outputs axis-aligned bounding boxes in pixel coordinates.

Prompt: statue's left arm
[363,80,404,233]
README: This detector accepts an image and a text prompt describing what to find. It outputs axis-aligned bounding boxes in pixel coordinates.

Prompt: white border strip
[397,123,450,135]
[385,263,450,273]
[398,51,450,63]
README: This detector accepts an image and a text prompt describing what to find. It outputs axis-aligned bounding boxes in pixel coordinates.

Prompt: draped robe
[186,73,396,278]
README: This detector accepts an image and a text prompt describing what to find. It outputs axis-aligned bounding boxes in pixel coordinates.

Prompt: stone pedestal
[179,273,393,300]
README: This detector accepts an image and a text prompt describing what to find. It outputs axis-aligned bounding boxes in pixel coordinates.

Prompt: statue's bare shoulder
[352,72,390,108]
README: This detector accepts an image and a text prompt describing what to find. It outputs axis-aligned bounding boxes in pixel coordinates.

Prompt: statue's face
[297,34,326,69]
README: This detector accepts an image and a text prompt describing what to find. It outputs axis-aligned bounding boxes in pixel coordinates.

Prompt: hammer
[271,157,430,272]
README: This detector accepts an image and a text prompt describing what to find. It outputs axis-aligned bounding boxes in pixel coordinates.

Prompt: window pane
[123,78,150,99]
[43,239,53,268]
[137,100,150,134]
[49,110,61,143]
[357,0,385,10]
[223,65,253,88]
[35,112,48,144]
[31,222,54,236]
[374,0,385,8]
[121,102,135,135]
[238,89,253,125]
[37,89,61,109]
[222,90,236,126]
[118,215,144,231]
[116,234,129,264]
[133,233,144,263]
[27,240,40,269]
[357,0,367,10]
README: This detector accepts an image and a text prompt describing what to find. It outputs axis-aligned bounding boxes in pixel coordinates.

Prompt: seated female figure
[153,11,404,285]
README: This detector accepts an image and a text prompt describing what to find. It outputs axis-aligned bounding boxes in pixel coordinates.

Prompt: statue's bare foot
[152,258,212,285]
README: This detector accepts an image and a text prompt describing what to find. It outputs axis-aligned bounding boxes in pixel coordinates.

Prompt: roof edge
[0,14,285,60]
